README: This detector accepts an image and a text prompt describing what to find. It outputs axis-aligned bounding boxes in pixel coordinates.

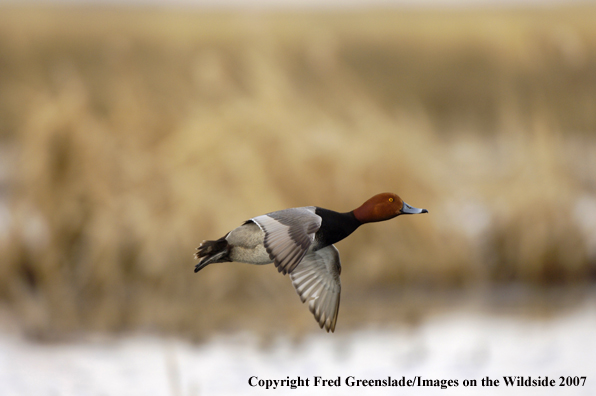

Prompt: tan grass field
[0,6,595,338]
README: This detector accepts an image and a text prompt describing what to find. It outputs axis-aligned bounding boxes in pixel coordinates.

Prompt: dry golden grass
[0,6,595,338]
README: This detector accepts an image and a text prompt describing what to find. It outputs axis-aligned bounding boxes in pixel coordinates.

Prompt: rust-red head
[352,192,428,224]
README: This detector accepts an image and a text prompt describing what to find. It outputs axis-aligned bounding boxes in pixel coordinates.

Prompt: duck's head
[352,192,428,223]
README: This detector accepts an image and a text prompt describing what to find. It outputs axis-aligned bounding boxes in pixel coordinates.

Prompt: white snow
[1,299,595,396]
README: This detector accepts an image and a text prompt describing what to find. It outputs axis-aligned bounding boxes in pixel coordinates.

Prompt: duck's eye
[388,197,394,203]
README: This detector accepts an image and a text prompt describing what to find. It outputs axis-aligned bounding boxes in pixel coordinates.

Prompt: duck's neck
[314,207,362,247]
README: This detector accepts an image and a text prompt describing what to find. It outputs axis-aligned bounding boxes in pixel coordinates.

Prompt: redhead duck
[194,193,427,332]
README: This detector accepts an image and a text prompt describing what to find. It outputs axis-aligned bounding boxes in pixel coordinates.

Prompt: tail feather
[194,236,231,273]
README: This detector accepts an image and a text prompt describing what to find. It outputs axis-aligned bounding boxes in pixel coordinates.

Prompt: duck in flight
[194,193,428,332]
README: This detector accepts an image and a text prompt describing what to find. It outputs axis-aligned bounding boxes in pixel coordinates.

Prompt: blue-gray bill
[401,202,428,215]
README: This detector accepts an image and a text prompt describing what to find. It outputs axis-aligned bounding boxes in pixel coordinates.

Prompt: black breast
[314,207,362,248]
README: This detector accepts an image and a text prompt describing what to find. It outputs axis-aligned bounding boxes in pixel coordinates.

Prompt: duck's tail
[194,236,231,273]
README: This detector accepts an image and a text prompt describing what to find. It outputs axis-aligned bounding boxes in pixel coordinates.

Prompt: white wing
[290,245,341,332]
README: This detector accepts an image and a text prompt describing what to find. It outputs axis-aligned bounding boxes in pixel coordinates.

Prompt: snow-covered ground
[1,298,594,396]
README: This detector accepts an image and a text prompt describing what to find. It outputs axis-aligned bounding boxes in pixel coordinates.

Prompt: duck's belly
[226,221,273,265]
[230,244,272,264]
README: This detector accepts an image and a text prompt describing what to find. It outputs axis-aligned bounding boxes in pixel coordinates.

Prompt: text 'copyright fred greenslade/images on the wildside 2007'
[248,375,588,390]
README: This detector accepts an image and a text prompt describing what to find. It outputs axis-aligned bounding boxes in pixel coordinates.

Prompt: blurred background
[0,1,596,395]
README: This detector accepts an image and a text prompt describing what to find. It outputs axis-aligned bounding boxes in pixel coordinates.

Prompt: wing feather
[290,245,341,332]
[251,207,321,275]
